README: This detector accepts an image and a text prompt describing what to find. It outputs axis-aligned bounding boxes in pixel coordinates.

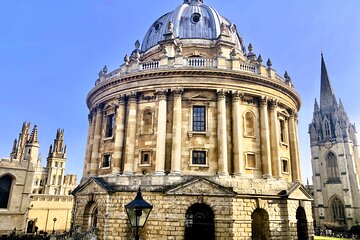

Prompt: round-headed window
[191,13,201,24]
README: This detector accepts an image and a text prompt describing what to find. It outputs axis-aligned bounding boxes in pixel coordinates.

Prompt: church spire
[320,53,336,109]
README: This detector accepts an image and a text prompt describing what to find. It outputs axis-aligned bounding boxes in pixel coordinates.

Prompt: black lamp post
[125,188,153,240]
[52,218,57,233]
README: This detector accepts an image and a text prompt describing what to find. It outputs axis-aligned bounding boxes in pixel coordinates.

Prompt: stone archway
[251,208,270,240]
[296,207,308,240]
[185,203,215,240]
[83,201,98,229]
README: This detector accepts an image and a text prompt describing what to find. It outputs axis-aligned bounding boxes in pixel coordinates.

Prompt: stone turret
[45,129,67,195]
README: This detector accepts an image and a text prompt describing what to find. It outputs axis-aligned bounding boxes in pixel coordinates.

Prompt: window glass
[192,151,206,165]
[193,106,206,132]
[106,114,115,138]
[102,154,111,168]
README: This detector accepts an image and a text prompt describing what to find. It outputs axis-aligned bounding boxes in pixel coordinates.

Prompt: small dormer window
[191,13,201,24]
[154,21,162,32]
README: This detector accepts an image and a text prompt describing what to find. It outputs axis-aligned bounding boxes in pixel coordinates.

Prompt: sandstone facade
[73,0,314,239]
[0,124,77,235]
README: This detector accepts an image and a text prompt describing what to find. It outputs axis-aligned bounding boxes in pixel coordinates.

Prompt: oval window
[191,13,201,24]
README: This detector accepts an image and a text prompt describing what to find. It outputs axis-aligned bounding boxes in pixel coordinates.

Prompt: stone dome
[141,0,246,53]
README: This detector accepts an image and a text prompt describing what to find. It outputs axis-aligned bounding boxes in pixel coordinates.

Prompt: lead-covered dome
[141,0,245,53]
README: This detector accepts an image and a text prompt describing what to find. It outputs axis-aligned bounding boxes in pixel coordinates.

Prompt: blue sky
[0,0,359,183]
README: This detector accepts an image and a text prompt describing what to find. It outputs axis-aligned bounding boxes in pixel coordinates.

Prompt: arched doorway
[251,208,270,240]
[185,203,214,240]
[296,207,308,240]
[27,220,36,233]
[83,201,98,229]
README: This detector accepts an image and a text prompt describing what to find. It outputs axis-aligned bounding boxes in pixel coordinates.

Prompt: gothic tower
[45,129,67,195]
[309,54,360,229]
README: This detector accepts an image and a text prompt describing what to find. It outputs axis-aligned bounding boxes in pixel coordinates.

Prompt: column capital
[269,99,278,110]
[156,89,168,100]
[288,109,297,118]
[118,95,126,105]
[217,89,227,100]
[231,90,243,102]
[128,92,138,103]
[171,88,183,97]
[259,96,268,106]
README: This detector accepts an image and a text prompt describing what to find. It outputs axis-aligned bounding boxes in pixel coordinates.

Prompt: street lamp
[125,188,153,240]
[52,218,57,234]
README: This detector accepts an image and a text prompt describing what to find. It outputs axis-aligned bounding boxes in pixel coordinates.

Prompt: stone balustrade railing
[187,58,213,67]
[100,57,288,85]
[141,61,159,70]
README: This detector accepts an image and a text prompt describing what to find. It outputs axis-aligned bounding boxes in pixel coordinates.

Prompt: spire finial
[135,40,140,49]
[320,53,336,109]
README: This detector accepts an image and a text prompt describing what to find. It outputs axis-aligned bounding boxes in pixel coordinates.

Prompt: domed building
[72,0,313,239]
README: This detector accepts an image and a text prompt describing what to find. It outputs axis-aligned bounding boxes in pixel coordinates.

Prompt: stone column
[83,111,96,177]
[155,90,167,175]
[112,96,126,174]
[232,91,243,176]
[289,111,300,182]
[170,88,182,175]
[269,100,281,178]
[217,90,228,176]
[123,93,137,175]
[294,114,302,181]
[259,97,272,178]
[90,106,103,176]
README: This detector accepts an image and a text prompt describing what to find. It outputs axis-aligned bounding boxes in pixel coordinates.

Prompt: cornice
[86,68,301,110]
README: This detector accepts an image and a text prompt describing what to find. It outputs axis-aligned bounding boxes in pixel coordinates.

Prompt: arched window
[0,175,13,208]
[251,208,270,240]
[141,108,154,133]
[324,120,331,137]
[326,152,340,183]
[244,111,255,137]
[296,207,308,240]
[185,203,214,240]
[331,197,345,224]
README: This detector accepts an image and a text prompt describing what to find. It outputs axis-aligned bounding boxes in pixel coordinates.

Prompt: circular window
[154,22,162,32]
[191,13,201,24]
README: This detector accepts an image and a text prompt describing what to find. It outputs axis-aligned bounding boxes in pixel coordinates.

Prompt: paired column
[259,97,272,178]
[170,89,182,175]
[83,112,95,177]
[217,90,228,176]
[90,106,103,176]
[112,96,126,174]
[232,91,243,176]
[123,93,137,175]
[155,90,167,175]
[289,111,300,182]
[269,100,281,178]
